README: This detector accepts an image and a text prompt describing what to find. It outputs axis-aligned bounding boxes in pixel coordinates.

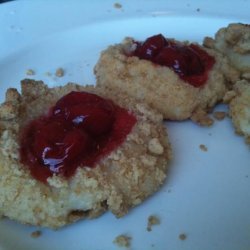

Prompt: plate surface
[0,1,249,250]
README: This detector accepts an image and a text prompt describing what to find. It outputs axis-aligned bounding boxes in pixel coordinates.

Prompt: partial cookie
[229,79,250,144]
[0,79,172,228]
[95,34,238,123]
[204,23,250,80]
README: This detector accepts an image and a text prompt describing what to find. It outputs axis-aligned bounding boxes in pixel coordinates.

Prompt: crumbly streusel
[203,23,250,80]
[228,79,250,144]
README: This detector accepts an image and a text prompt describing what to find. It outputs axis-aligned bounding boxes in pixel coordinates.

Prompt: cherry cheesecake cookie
[95,34,238,125]
[0,79,172,228]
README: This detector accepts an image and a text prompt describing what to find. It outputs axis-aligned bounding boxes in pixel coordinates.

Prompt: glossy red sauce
[132,34,215,87]
[20,91,137,183]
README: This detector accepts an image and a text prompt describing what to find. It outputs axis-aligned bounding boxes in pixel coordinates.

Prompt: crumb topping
[223,90,237,103]
[204,23,250,77]
[229,79,250,144]
[148,138,164,155]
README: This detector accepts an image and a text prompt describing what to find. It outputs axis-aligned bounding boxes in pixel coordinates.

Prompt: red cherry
[62,129,90,161]
[134,34,167,60]
[32,119,67,156]
[40,128,90,174]
[55,91,105,109]
[181,46,204,75]
[66,102,114,136]
[154,46,188,76]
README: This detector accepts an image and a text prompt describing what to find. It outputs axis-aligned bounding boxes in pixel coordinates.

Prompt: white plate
[0,1,250,250]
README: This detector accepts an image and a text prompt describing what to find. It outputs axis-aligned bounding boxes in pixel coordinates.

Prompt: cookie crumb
[223,90,236,103]
[113,234,131,248]
[26,69,35,76]
[148,138,164,155]
[179,233,187,240]
[213,111,226,121]
[200,116,213,126]
[147,215,161,231]
[199,144,208,152]
[191,112,214,127]
[55,68,64,77]
[31,230,42,238]
[114,2,122,9]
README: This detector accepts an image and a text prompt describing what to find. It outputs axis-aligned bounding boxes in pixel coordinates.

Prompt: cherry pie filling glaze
[131,34,215,87]
[20,91,137,183]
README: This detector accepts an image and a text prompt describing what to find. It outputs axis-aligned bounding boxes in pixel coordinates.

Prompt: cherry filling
[132,34,215,87]
[20,91,137,183]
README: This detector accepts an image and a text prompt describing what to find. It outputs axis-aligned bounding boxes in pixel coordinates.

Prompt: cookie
[95,34,238,123]
[0,79,172,228]
[204,23,250,80]
[228,79,250,144]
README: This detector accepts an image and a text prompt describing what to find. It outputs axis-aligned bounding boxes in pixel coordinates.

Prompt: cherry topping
[132,34,215,87]
[20,91,137,183]
[134,34,168,60]
[53,92,115,136]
